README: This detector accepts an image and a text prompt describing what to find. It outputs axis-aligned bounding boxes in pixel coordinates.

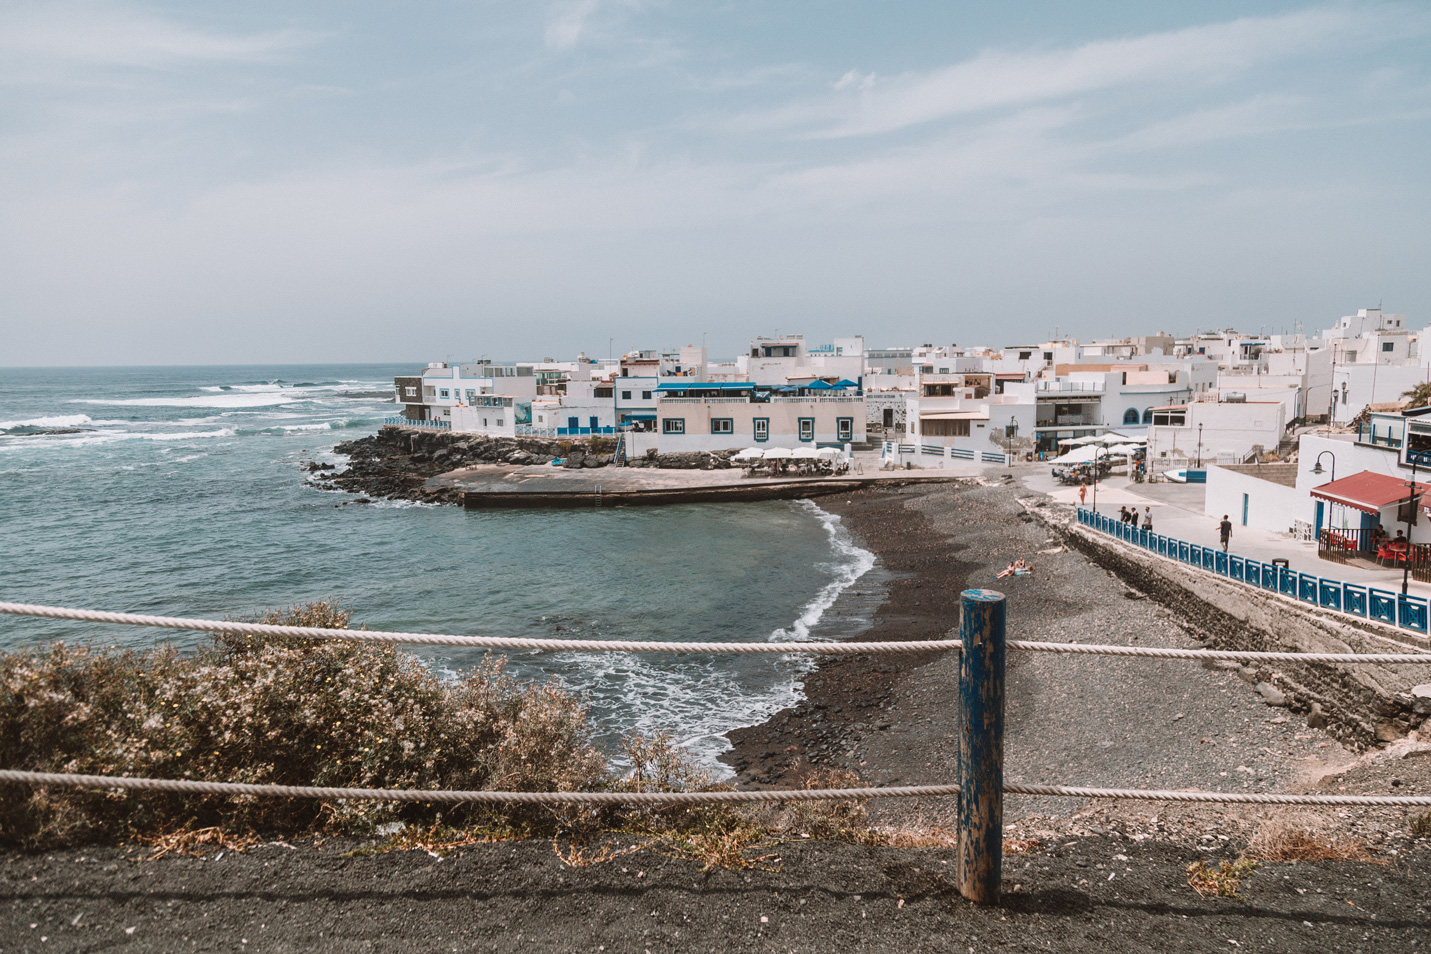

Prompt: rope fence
[4,770,1429,808]
[4,601,1431,663]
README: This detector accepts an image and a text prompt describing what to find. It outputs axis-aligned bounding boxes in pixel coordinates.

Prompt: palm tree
[1403,383,1431,409]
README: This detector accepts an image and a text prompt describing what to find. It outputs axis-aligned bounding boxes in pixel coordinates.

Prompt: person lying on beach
[996,558,1033,579]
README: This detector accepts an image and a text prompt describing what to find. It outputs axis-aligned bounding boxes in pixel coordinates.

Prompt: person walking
[1218,514,1233,552]
[1142,507,1153,531]
[1078,481,1088,505]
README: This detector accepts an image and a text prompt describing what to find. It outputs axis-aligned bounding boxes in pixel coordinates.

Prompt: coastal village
[387,307,1431,565]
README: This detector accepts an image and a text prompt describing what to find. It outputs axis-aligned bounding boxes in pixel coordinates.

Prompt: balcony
[1036,381,1104,394]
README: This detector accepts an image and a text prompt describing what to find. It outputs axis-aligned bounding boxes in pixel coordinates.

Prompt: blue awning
[623,413,656,421]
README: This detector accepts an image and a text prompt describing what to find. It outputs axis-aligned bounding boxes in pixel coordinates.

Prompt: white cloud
[728,8,1385,138]
[0,1,319,73]
[545,0,600,52]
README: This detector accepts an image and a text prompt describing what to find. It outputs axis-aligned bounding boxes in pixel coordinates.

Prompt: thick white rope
[4,601,1431,663]
[0,770,955,804]
[0,602,953,655]
[4,770,1429,807]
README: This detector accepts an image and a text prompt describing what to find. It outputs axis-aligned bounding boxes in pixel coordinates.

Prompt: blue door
[590,416,600,431]
[568,416,579,431]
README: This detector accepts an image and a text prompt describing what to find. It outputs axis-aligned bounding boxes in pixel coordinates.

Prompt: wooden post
[958,588,1006,904]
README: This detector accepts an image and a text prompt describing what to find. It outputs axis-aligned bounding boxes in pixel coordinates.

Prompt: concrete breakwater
[1051,510,1431,750]
[317,425,746,504]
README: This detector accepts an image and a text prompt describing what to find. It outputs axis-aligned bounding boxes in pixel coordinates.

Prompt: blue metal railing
[383,417,450,430]
[1076,507,1431,637]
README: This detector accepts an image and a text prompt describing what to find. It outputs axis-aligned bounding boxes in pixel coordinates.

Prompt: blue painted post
[958,588,1006,905]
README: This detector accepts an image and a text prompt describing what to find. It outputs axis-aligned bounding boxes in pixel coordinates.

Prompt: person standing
[1143,507,1153,531]
[1218,514,1233,552]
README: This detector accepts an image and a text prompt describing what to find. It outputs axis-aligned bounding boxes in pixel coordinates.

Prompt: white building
[1145,398,1286,467]
[653,381,864,452]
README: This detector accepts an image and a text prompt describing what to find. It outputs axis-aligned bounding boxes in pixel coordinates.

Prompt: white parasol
[762,447,793,460]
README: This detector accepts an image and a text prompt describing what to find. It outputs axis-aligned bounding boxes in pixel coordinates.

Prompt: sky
[1,1,1429,366]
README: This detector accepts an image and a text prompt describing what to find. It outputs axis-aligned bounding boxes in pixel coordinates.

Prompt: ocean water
[0,365,876,770]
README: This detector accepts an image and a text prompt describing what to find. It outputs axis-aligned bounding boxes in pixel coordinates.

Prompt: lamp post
[1005,416,1018,472]
[1092,444,1107,513]
[1311,451,1336,484]
[1196,423,1204,468]
[1402,450,1431,595]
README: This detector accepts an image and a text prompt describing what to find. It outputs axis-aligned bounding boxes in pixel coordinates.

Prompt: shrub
[0,603,605,849]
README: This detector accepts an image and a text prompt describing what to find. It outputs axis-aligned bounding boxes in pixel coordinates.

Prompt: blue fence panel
[1262,563,1279,591]
[1297,573,1318,604]
[1318,579,1342,612]
[1176,541,1189,563]
[1228,556,1244,582]
[1370,589,1398,624]
[1214,551,1229,576]
[1137,528,1149,549]
[1202,547,1218,568]
[1342,584,1367,618]
[1278,568,1297,597]
[951,448,975,460]
[1188,546,1202,569]
[982,451,1006,463]
[1398,596,1429,633]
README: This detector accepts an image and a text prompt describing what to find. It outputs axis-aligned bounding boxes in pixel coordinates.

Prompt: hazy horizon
[3,1,1429,367]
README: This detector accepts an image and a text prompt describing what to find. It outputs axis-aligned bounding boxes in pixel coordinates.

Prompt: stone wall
[1037,509,1431,749]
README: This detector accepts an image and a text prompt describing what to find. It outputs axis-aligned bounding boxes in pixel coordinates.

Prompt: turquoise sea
[0,365,875,770]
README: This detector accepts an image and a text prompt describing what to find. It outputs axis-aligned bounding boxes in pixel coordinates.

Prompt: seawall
[1040,508,1431,749]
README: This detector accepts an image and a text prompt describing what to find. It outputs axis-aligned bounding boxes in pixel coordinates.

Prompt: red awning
[1309,471,1431,515]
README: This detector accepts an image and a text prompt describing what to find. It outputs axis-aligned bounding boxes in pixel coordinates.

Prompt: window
[595,387,613,398]
[711,418,733,434]
[798,418,814,442]
[1123,408,1140,425]
[663,419,685,434]
[837,418,853,441]
[753,418,769,441]
[1142,408,1155,424]
[496,420,503,427]
[622,390,632,400]
[1383,342,1395,352]
[923,419,970,437]
[439,389,450,399]
[424,386,436,398]
[568,417,579,430]
[589,416,599,430]
[642,391,652,400]
[465,390,477,403]
[1151,410,1186,427]
[404,387,417,398]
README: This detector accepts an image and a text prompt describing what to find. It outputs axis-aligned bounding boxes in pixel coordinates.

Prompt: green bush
[0,603,605,849]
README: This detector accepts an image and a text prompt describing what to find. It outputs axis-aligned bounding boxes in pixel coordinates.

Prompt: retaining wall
[1036,507,1431,750]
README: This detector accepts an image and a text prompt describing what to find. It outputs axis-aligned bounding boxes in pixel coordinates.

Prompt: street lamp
[1402,450,1431,595]
[1311,451,1336,484]
[1005,416,1018,472]
[1092,443,1108,513]
[1196,423,1204,468]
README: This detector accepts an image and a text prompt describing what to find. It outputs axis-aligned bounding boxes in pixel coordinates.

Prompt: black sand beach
[5,475,1431,953]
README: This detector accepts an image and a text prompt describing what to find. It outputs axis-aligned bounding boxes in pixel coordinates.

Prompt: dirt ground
[4,837,1429,954]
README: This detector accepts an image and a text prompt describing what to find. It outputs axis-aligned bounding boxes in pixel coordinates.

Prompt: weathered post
[958,588,1006,904]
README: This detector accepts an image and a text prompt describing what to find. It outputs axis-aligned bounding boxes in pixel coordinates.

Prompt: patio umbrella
[790,447,821,459]
[762,447,793,460]
[732,448,765,461]
[816,447,843,460]
[1050,445,1103,464]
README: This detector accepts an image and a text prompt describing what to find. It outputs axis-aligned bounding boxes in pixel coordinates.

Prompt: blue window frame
[753,418,769,441]
[711,418,733,434]
[1142,408,1154,424]
[663,418,684,434]
[1123,408,1139,425]
[837,417,853,441]
[798,417,814,442]
[589,416,599,430]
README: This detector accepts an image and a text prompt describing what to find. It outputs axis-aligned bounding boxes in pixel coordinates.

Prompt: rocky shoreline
[311,425,744,504]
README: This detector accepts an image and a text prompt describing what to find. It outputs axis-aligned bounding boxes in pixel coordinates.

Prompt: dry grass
[138,826,260,860]
[1187,858,1258,899]
[0,602,606,849]
[1410,812,1431,838]
[1246,819,1380,863]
